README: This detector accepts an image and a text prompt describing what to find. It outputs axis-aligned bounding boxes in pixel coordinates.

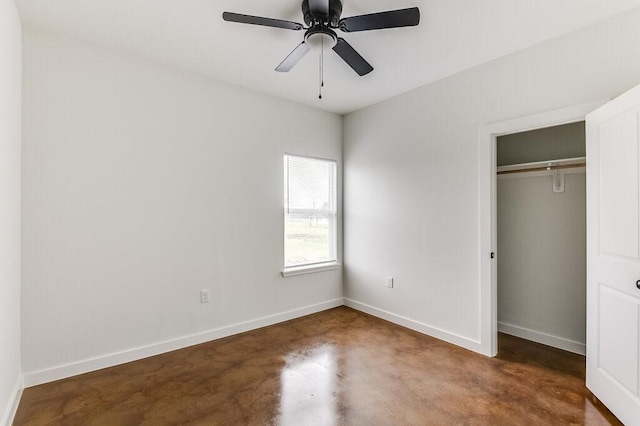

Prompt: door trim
[478,100,607,357]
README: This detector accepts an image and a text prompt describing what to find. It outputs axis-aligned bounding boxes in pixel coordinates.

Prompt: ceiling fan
[222,0,420,77]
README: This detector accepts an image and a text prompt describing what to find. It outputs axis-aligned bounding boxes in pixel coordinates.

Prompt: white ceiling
[16,0,640,114]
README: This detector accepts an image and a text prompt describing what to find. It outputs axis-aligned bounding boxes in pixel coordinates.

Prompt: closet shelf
[497,157,586,175]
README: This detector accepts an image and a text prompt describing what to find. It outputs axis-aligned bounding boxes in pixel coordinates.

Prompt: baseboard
[24,298,344,387]
[498,321,586,355]
[344,298,483,354]
[1,375,23,426]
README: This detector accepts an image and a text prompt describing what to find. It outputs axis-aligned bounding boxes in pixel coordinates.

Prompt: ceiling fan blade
[339,7,420,32]
[308,0,329,17]
[332,38,373,76]
[223,12,303,31]
[275,42,311,72]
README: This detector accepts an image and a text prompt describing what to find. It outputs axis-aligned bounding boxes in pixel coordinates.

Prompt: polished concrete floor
[15,306,619,425]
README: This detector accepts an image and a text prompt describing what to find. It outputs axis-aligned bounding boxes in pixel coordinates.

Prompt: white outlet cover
[386,277,394,288]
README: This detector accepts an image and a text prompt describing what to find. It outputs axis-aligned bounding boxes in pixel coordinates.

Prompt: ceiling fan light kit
[304,27,337,51]
[223,0,420,95]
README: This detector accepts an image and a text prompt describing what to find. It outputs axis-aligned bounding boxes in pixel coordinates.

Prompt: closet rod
[497,162,586,175]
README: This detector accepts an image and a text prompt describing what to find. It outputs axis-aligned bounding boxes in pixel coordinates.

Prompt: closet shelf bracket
[551,169,565,193]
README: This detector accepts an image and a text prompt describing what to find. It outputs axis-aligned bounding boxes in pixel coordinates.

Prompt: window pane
[284,155,336,268]
[286,156,334,212]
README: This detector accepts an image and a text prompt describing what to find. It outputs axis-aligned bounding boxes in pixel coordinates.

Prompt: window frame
[282,154,340,276]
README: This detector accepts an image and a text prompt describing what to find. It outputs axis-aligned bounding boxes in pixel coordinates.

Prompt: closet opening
[496,121,586,356]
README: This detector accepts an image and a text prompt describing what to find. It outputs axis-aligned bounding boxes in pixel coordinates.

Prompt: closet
[496,121,586,355]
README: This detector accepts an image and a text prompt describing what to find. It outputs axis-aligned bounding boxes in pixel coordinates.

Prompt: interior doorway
[478,100,607,357]
[496,122,586,355]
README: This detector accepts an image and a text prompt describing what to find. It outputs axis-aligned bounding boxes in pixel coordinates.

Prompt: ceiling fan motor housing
[302,0,343,27]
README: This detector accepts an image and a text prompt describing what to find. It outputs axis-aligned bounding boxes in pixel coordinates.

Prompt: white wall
[343,8,640,352]
[498,172,586,353]
[0,0,22,423]
[21,28,343,383]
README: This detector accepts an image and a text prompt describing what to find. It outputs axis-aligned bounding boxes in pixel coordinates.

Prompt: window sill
[281,262,342,277]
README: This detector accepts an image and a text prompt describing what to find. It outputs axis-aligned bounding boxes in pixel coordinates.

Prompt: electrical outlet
[386,277,394,288]
[200,289,210,303]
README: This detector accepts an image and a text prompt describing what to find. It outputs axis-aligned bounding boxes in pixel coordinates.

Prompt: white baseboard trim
[1,375,23,426]
[344,298,483,355]
[24,298,344,387]
[498,321,586,355]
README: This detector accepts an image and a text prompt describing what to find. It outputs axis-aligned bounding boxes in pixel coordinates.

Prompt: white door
[586,83,640,426]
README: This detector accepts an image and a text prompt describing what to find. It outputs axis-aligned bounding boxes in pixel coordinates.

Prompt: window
[284,154,337,270]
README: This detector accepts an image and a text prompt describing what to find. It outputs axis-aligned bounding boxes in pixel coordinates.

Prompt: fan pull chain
[319,35,324,99]
[321,34,324,88]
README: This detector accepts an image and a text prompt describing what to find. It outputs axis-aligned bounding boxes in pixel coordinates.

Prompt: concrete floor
[14,306,619,425]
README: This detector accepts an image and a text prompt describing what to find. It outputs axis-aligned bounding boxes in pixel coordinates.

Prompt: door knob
[637,280,640,289]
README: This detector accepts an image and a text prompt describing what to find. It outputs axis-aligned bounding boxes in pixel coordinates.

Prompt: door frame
[478,100,607,357]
